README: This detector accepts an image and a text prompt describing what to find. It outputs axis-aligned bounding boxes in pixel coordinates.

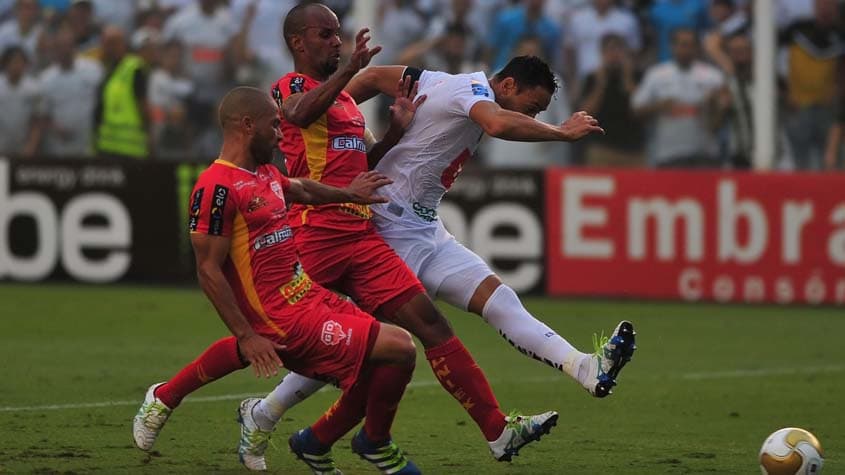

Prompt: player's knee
[398,295,454,345]
[392,327,417,366]
[376,325,417,366]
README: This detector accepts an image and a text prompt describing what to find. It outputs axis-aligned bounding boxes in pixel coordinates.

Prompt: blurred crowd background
[0,0,842,170]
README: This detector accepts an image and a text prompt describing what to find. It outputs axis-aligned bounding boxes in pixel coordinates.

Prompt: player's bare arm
[191,232,285,379]
[284,28,381,128]
[286,170,392,205]
[469,101,605,142]
[367,75,427,168]
[345,65,409,103]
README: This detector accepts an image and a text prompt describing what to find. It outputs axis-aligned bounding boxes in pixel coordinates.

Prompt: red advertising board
[545,169,845,305]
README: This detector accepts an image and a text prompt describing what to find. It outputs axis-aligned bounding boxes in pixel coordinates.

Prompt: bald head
[283,2,336,51]
[101,26,127,64]
[218,86,276,130]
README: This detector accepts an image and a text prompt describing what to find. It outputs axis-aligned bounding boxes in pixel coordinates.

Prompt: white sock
[481,284,590,383]
[254,372,326,430]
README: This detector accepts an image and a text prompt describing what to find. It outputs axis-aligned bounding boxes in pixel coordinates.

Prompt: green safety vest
[96,55,148,158]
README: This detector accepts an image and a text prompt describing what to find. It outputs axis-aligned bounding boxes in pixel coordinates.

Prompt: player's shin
[481,284,590,382]
[310,374,369,446]
[425,336,507,441]
[253,372,326,430]
[155,336,247,408]
[363,361,414,441]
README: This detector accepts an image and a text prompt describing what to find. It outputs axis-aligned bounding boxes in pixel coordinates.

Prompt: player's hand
[345,28,382,74]
[388,75,427,131]
[237,333,286,378]
[560,111,604,141]
[345,170,393,204]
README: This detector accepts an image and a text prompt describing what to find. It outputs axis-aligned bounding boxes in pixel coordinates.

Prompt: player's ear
[501,77,517,95]
[242,115,254,134]
[290,34,305,54]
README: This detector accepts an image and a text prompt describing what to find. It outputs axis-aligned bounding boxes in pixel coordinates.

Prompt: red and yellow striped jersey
[189,159,318,336]
[272,72,372,232]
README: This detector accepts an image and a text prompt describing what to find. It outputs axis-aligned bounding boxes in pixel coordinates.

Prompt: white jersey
[372,70,495,228]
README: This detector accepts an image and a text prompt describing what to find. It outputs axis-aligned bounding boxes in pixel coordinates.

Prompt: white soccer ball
[759,427,824,475]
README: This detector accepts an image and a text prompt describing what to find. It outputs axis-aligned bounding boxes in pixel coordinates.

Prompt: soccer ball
[759,427,824,474]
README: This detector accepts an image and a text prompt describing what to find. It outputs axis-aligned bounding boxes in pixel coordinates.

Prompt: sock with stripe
[425,336,506,441]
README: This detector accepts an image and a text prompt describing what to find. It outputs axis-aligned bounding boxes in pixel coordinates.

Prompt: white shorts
[372,216,494,310]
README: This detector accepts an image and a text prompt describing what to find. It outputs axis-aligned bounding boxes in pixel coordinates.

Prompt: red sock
[425,336,506,441]
[154,336,246,408]
[363,363,414,442]
[311,374,369,446]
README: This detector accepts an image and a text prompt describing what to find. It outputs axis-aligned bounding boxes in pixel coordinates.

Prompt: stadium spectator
[632,28,724,168]
[564,0,641,84]
[229,0,296,91]
[578,33,644,167]
[397,22,475,74]
[67,0,101,59]
[34,26,102,158]
[486,0,561,72]
[702,0,750,74]
[161,0,240,157]
[780,0,843,170]
[375,0,427,64]
[149,39,194,160]
[482,35,572,167]
[90,0,135,32]
[648,0,710,62]
[131,27,160,67]
[94,26,151,160]
[424,0,483,63]
[0,45,40,157]
[824,78,845,170]
[0,0,42,59]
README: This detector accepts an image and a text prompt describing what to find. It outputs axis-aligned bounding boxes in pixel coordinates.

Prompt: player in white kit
[237,56,637,467]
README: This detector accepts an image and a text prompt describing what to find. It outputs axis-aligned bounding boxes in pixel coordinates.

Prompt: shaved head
[218,87,281,165]
[218,86,276,130]
[283,3,333,51]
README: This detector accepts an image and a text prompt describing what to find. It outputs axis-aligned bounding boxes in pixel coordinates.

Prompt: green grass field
[0,284,842,474]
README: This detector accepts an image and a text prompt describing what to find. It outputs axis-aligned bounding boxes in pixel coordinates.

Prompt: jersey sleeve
[189,172,238,237]
[451,74,495,117]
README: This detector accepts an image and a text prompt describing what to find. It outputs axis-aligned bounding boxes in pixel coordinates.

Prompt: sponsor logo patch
[280,262,313,305]
[246,195,267,213]
[471,80,489,97]
[290,76,305,94]
[270,181,284,200]
[189,187,203,231]
[253,226,292,251]
[209,185,228,235]
[321,320,351,346]
[413,201,437,222]
[331,136,367,153]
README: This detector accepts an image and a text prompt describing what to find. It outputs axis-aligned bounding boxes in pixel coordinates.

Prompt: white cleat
[237,398,274,471]
[584,320,637,398]
[488,411,559,462]
[133,382,172,451]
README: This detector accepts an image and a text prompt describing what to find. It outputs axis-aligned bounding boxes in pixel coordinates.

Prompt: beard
[249,136,275,165]
[319,57,340,77]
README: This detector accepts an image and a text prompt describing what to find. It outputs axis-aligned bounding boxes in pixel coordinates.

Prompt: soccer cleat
[288,427,343,475]
[585,320,637,398]
[351,429,421,474]
[237,398,274,471]
[132,382,172,451]
[488,410,559,462]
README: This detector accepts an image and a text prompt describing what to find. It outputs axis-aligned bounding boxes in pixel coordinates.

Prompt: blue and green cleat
[288,427,343,475]
[351,429,421,474]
